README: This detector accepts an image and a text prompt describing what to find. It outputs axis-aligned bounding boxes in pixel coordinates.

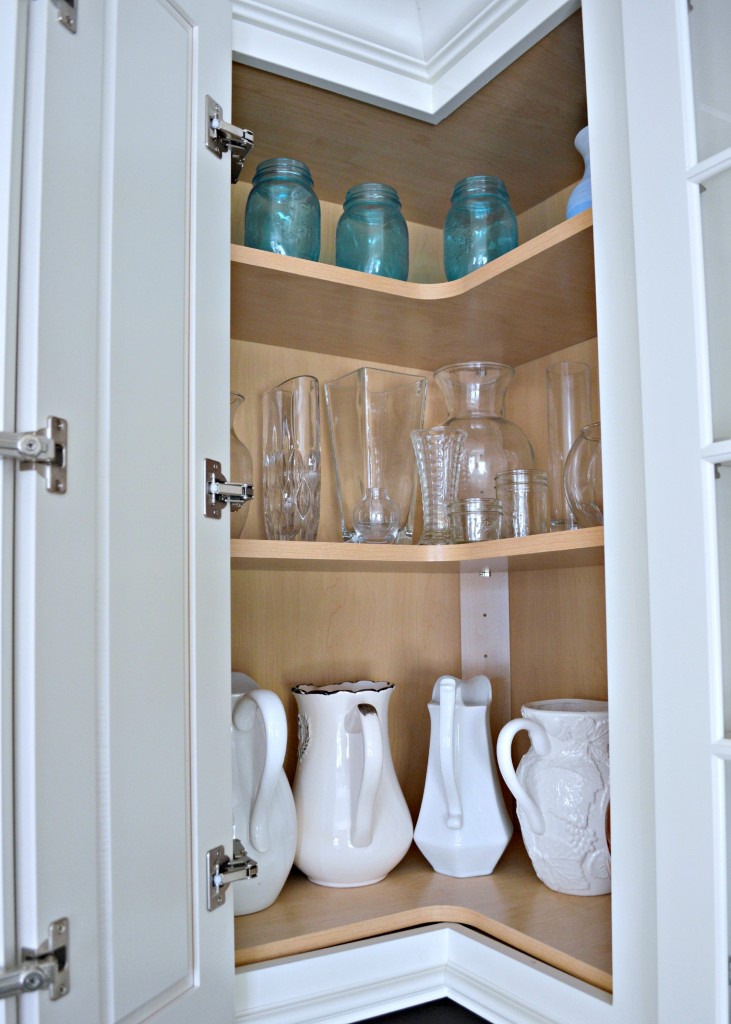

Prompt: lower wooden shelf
[231,526,604,573]
[233,838,612,994]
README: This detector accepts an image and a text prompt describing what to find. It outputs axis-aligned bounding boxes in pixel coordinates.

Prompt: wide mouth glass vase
[324,367,427,544]
[433,362,534,501]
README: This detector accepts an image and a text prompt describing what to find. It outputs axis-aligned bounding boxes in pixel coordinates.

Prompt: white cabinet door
[9,0,236,1021]
[620,0,728,1021]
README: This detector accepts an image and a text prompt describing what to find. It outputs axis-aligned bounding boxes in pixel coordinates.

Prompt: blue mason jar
[443,176,518,281]
[244,157,320,261]
[335,183,409,281]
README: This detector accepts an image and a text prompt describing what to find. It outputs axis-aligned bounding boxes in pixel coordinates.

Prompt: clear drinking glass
[495,469,548,537]
[546,361,591,531]
[324,367,427,544]
[563,422,603,527]
[411,427,466,545]
[263,375,321,541]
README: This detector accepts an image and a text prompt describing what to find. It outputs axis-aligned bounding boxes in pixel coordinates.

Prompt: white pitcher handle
[350,703,384,848]
[232,689,287,854]
[496,718,550,836]
[438,677,462,829]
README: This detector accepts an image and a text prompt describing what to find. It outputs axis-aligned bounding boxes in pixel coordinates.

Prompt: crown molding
[231,0,580,123]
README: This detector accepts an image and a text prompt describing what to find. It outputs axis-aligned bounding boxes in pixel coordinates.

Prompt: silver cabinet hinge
[204,458,253,520]
[0,918,69,1002]
[207,839,257,911]
[0,417,67,493]
[205,96,254,185]
[51,0,77,33]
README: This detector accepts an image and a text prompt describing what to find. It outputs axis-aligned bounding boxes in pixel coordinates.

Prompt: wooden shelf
[230,211,595,371]
[234,839,612,994]
[231,526,604,573]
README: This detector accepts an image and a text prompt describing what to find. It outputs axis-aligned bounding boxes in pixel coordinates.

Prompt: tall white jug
[414,674,512,877]
[292,681,413,887]
[231,673,297,915]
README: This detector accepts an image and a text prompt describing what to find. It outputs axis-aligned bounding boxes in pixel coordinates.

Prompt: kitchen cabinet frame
[229,2,658,1021]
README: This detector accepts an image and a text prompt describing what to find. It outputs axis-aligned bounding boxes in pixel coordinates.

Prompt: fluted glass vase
[434,362,534,501]
[411,427,466,545]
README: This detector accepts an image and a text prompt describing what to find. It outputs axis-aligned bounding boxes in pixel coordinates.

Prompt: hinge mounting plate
[207,839,257,911]
[0,917,69,1002]
[205,96,254,184]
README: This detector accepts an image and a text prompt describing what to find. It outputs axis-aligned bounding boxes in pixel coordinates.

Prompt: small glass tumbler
[411,427,466,545]
[495,469,548,538]
[263,375,321,541]
[448,498,502,543]
[335,183,409,281]
[245,157,320,261]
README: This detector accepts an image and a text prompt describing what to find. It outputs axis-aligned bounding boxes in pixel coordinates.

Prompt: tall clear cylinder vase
[546,361,591,531]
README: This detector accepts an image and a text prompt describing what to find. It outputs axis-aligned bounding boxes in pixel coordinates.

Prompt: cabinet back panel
[231,568,461,817]
[231,11,586,224]
[509,564,608,710]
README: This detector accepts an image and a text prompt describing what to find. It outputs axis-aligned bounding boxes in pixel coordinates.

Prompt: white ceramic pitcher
[231,673,297,915]
[291,681,413,887]
[496,698,610,896]
[414,674,512,877]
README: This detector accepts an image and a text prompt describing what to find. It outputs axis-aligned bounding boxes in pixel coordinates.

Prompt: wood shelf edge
[230,209,593,302]
[233,841,612,994]
[230,527,604,572]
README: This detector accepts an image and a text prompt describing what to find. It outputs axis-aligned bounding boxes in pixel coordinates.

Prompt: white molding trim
[234,924,616,1024]
[231,0,580,123]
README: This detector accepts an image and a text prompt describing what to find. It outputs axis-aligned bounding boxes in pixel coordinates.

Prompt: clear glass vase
[563,421,603,527]
[230,393,254,539]
[433,362,534,501]
[324,367,427,544]
[411,427,466,545]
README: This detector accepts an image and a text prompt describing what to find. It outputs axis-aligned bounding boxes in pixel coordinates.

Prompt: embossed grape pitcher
[414,674,512,877]
[496,699,610,896]
[291,681,413,887]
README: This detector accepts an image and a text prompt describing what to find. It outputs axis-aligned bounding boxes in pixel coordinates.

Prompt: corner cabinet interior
[229,10,611,997]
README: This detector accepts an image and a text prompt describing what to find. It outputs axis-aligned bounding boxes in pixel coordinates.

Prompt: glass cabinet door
[687,0,731,1013]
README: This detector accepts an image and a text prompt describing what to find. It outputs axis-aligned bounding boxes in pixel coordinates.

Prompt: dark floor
[359,997,492,1023]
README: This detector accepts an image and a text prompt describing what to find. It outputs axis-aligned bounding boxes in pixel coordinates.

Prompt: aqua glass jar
[443,175,518,281]
[244,157,320,261]
[335,183,409,280]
